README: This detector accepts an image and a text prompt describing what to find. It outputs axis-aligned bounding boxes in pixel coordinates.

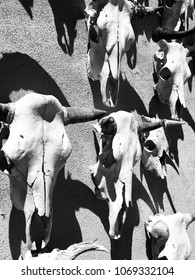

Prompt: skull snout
[159,67,171,81]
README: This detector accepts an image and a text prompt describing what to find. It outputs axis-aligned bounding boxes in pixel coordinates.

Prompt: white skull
[145,212,195,260]
[154,40,191,119]
[0,93,106,251]
[85,0,162,107]
[91,111,172,239]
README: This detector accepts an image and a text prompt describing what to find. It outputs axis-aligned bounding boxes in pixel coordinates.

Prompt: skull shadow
[47,0,86,55]
[18,0,86,55]
[127,10,161,70]
[0,52,69,106]
[18,0,34,19]
[89,76,148,116]
[140,163,177,214]
[149,94,184,167]
[9,169,109,259]
[110,175,156,260]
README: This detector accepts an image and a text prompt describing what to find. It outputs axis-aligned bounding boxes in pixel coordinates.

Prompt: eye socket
[144,140,156,151]
[159,67,171,81]
[101,117,117,134]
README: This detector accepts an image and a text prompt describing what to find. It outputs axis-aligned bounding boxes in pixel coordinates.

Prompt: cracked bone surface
[20,241,109,260]
[145,212,195,260]
[85,0,161,107]
[91,111,176,239]
[154,39,191,119]
[0,92,106,251]
[140,116,184,179]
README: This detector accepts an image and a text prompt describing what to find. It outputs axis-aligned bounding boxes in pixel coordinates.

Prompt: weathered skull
[91,111,172,239]
[85,0,162,107]
[154,39,192,119]
[0,93,106,251]
[140,116,184,179]
[145,212,195,259]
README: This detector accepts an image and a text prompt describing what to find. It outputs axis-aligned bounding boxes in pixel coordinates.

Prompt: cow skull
[140,116,184,179]
[85,0,162,107]
[0,93,106,251]
[154,39,193,119]
[145,212,195,259]
[91,111,176,239]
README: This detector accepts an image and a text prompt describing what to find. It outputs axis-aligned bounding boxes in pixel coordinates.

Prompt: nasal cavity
[159,67,171,81]
[144,140,156,151]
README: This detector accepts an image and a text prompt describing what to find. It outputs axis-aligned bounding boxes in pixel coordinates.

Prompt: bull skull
[91,111,176,239]
[154,39,193,119]
[145,212,195,259]
[140,116,184,178]
[0,93,106,251]
[85,0,162,107]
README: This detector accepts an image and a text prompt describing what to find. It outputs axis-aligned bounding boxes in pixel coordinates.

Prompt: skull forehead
[146,127,169,150]
[101,111,136,132]
[97,0,134,49]
[2,93,71,164]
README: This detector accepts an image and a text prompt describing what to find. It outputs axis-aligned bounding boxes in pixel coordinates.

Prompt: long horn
[63,107,106,125]
[0,103,14,123]
[138,118,185,134]
[133,5,164,19]
[152,26,195,42]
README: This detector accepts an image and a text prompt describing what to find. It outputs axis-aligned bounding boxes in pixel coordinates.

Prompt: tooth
[24,250,32,260]
[41,240,46,249]
[31,241,37,251]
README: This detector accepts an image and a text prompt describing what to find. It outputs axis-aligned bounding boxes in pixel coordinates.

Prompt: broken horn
[152,26,195,43]
[0,102,14,123]
[63,107,107,125]
[138,118,185,134]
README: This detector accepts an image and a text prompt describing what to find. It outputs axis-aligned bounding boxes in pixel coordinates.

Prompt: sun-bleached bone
[145,212,195,259]
[85,0,162,107]
[154,39,192,119]
[20,240,109,260]
[91,111,183,239]
[0,92,106,251]
[140,116,184,179]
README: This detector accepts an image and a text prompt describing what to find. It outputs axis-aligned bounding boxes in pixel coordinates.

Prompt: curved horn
[152,26,195,42]
[133,5,164,20]
[138,118,185,134]
[63,107,106,125]
[0,103,14,123]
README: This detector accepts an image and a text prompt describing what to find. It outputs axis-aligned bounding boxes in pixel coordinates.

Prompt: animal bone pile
[0,0,195,260]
